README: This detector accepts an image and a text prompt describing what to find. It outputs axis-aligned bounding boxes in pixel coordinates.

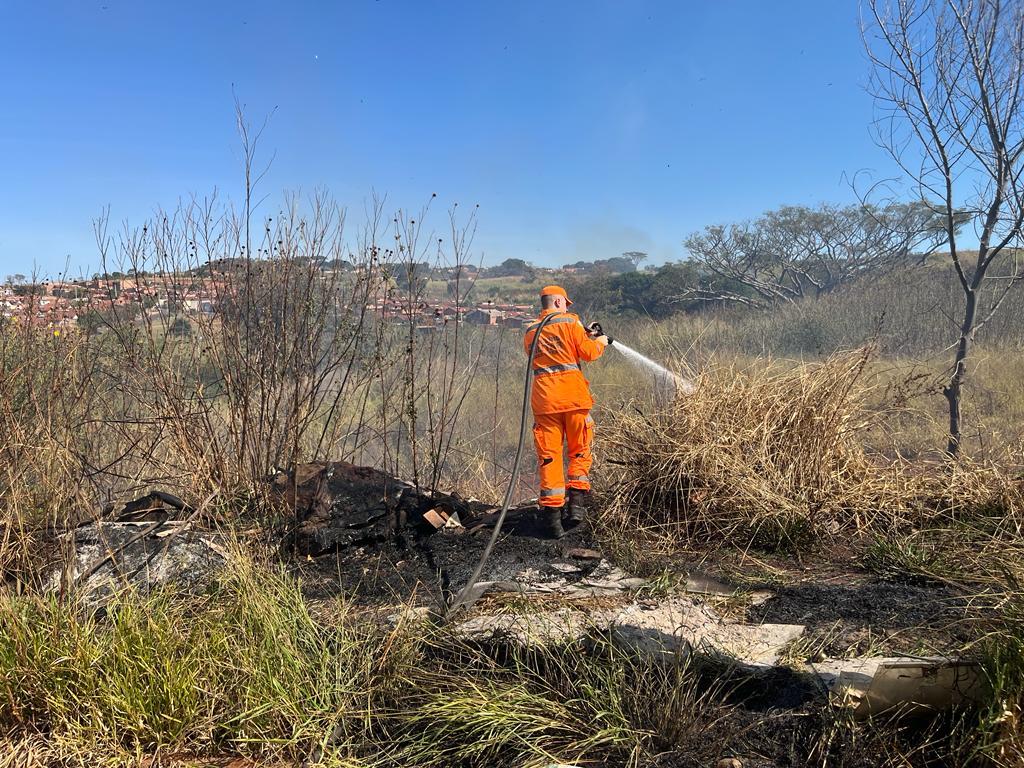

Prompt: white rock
[608,597,804,666]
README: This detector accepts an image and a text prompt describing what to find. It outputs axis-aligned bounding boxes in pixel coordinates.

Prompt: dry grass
[598,348,1024,557]
[5,328,1024,764]
[5,204,1024,764]
[592,347,1024,764]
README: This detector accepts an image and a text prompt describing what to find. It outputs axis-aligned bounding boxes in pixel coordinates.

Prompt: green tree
[569,262,702,320]
[684,201,951,307]
[486,258,532,278]
[623,251,648,269]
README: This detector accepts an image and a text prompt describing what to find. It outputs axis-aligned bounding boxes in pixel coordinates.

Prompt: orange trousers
[533,409,594,507]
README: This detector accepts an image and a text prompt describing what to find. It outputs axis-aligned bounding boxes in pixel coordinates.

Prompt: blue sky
[0,1,898,276]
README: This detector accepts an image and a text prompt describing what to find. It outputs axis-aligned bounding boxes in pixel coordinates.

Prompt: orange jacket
[523,309,606,415]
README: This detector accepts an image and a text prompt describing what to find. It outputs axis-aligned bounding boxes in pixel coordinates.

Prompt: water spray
[609,341,695,396]
[588,322,694,397]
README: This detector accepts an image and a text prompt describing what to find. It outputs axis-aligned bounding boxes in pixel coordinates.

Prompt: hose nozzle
[586,321,612,345]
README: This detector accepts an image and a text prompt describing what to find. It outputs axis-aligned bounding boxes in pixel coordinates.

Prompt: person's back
[522,308,603,415]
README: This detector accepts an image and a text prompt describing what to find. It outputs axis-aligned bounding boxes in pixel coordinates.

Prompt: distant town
[0,253,647,332]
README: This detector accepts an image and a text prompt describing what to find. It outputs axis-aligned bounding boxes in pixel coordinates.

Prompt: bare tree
[864,0,1024,457]
[684,201,949,307]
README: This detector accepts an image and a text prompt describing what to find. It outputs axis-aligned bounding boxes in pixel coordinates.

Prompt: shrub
[598,350,934,552]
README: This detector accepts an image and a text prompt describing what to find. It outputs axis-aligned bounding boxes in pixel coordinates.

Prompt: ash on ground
[748,580,978,658]
[275,460,607,607]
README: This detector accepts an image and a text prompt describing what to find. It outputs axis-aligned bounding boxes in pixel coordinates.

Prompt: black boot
[565,488,590,529]
[540,505,565,539]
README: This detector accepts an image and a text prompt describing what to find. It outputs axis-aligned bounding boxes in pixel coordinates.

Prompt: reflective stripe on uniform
[525,315,578,332]
[533,362,580,376]
[568,474,589,483]
[539,487,565,498]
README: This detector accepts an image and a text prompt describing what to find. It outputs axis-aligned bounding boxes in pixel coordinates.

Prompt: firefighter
[523,285,610,538]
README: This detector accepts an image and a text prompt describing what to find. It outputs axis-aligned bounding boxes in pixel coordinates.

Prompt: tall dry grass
[0,325,103,578]
[0,179,493,589]
[597,348,1023,555]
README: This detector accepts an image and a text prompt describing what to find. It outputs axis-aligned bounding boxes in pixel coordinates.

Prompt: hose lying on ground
[443,311,560,620]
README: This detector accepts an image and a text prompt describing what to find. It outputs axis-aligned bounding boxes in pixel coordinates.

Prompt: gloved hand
[586,321,612,346]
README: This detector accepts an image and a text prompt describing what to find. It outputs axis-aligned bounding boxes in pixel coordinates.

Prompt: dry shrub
[0,325,101,579]
[1,185,487,588]
[599,349,948,552]
[865,463,1024,587]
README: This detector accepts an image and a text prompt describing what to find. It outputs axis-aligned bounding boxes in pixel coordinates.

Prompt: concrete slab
[453,594,805,668]
[455,608,593,646]
[813,656,989,716]
[609,597,805,666]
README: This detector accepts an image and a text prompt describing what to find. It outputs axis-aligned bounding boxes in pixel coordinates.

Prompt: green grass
[0,551,737,767]
[5,548,1006,767]
[0,555,423,763]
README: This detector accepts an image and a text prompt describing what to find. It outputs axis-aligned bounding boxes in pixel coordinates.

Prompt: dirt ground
[292,500,982,664]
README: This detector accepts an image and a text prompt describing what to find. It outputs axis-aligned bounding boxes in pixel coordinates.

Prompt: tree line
[569,199,962,319]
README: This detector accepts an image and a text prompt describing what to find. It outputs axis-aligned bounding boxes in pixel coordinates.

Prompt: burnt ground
[294,504,604,608]
[596,540,988,659]
[747,581,984,659]
[274,461,987,661]
[293,510,981,660]
[274,461,606,608]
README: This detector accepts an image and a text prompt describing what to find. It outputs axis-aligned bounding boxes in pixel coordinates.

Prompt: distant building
[465,308,503,325]
[182,298,215,315]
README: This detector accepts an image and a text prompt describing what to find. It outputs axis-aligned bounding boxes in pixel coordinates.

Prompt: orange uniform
[523,309,606,508]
